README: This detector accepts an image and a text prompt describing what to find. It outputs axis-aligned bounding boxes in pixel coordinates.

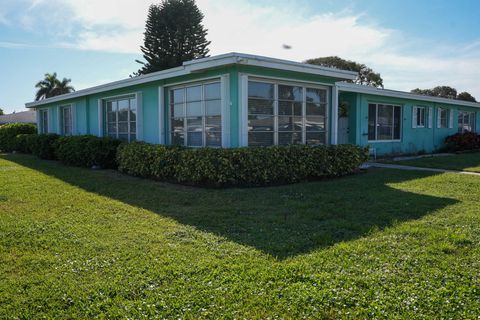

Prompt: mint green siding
[31,62,480,156]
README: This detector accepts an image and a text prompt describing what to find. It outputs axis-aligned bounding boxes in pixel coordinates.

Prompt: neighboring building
[25,53,480,156]
[0,110,36,125]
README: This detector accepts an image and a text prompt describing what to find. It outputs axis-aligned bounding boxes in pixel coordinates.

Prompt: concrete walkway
[366,162,480,176]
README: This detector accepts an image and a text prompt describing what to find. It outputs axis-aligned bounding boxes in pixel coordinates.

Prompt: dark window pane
[278,132,302,145]
[186,86,202,102]
[278,85,303,101]
[248,99,274,115]
[394,106,401,140]
[204,82,221,100]
[248,81,274,99]
[248,132,274,146]
[206,116,221,131]
[118,122,128,134]
[187,132,202,147]
[306,132,326,145]
[130,134,136,142]
[171,89,184,104]
[306,88,326,103]
[187,117,203,132]
[306,103,326,116]
[172,132,184,145]
[107,123,117,135]
[377,105,393,140]
[248,115,274,131]
[278,116,303,132]
[279,101,302,116]
[129,109,137,122]
[130,122,136,134]
[206,132,222,147]
[305,116,325,131]
[172,118,184,132]
[118,134,129,141]
[368,104,377,140]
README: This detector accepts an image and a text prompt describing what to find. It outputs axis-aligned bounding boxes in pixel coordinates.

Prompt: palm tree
[35,73,75,101]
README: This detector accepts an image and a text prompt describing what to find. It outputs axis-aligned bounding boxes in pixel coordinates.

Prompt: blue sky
[1,0,480,113]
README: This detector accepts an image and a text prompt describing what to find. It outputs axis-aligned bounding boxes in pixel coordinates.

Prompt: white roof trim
[26,53,357,108]
[336,82,480,108]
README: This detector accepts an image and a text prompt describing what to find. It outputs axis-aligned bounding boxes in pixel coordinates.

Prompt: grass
[392,152,480,173]
[1,154,480,318]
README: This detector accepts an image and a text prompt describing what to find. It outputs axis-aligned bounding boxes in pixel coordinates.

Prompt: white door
[338,117,349,144]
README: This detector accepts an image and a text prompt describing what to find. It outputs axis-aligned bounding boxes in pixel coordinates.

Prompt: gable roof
[0,111,36,124]
[26,53,358,108]
[336,82,480,108]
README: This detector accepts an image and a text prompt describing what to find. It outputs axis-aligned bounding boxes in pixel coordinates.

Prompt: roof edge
[336,82,480,108]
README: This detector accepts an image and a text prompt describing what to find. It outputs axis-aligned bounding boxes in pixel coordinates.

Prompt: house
[25,53,480,156]
[0,110,36,125]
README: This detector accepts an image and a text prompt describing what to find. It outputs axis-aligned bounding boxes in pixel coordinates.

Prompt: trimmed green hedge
[117,143,369,187]
[0,123,36,152]
[54,135,122,168]
[29,134,60,160]
[14,134,37,154]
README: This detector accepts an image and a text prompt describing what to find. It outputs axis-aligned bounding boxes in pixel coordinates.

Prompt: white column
[221,74,230,148]
[331,85,339,145]
[136,92,144,141]
[239,73,249,147]
[158,86,165,144]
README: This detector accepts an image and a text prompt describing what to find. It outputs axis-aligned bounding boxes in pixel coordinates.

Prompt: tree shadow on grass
[2,154,458,259]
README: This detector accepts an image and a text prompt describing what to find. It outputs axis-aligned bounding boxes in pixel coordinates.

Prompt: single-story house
[25,53,480,156]
[0,110,36,125]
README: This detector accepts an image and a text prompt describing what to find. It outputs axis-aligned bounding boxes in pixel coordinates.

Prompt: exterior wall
[340,91,480,156]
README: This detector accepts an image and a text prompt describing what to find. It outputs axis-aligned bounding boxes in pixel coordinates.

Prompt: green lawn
[1,154,480,319]
[393,152,480,173]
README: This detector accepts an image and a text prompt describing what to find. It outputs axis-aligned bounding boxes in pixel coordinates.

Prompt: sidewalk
[366,162,480,176]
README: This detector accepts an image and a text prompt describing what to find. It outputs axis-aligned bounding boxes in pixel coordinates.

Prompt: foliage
[35,72,75,101]
[13,134,36,154]
[0,123,37,152]
[135,0,210,75]
[411,86,477,102]
[117,143,368,187]
[445,131,480,152]
[1,154,480,318]
[0,108,3,115]
[305,56,384,88]
[54,135,122,169]
[29,133,60,159]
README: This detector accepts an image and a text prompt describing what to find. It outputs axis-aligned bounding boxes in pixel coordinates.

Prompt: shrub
[117,143,369,187]
[445,132,480,152]
[0,123,36,152]
[54,135,122,169]
[14,134,36,153]
[29,134,60,160]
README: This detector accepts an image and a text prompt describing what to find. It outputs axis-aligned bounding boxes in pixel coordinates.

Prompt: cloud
[5,0,480,97]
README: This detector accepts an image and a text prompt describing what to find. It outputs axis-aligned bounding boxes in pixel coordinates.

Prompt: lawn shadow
[3,154,458,259]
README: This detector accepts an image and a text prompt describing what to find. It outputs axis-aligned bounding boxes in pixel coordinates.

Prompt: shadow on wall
[2,154,457,259]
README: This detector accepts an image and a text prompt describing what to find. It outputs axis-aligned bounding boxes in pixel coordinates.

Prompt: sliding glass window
[105,96,136,142]
[368,103,402,141]
[247,80,327,146]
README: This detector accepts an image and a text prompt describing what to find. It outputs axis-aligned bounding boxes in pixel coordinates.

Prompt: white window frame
[245,76,329,146]
[412,106,425,128]
[458,111,476,133]
[168,78,224,148]
[437,107,449,129]
[59,104,73,136]
[103,94,137,142]
[40,109,49,134]
[368,103,402,142]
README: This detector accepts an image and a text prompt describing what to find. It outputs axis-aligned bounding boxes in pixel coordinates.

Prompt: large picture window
[105,96,137,142]
[438,108,449,128]
[170,81,221,147]
[458,111,476,133]
[247,80,327,146]
[368,103,402,141]
[40,109,48,134]
[60,105,72,135]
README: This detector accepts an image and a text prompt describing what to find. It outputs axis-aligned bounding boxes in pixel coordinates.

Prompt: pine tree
[135,0,211,75]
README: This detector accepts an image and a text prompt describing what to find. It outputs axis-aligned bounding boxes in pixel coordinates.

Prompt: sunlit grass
[393,152,480,172]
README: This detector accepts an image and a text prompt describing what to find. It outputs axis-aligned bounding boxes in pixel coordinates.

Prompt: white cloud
[8,0,480,97]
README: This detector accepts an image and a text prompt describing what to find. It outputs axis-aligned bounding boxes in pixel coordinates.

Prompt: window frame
[60,104,73,136]
[458,111,476,133]
[40,109,48,134]
[413,106,426,128]
[246,77,329,146]
[367,103,402,142]
[103,94,137,142]
[168,79,223,148]
[438,107,449,129]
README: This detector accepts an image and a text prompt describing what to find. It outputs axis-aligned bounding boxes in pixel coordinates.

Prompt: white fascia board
[25,52,357,108]
[26,66,189,108]
[336,82,480,109]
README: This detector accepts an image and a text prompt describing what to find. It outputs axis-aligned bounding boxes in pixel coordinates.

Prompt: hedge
[117,142,369,187]
[445,132,480,152]
[29,134,60,160]
[0,123,36,152]
[54,135,122,169]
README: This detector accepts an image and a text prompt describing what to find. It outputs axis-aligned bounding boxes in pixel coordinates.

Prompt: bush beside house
[445,132,480,152]
[117,142,369,187]
[0,123,36,152]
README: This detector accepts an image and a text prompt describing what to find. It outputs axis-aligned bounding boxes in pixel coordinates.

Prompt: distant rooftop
[0,110,36,125]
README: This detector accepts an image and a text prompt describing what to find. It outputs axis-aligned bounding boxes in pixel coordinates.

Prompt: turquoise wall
[340,91,480,155]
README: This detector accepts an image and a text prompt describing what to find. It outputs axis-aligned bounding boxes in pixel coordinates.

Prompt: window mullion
[302,87,306,144]
[274,84,278,145]
[375,104,378,140]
